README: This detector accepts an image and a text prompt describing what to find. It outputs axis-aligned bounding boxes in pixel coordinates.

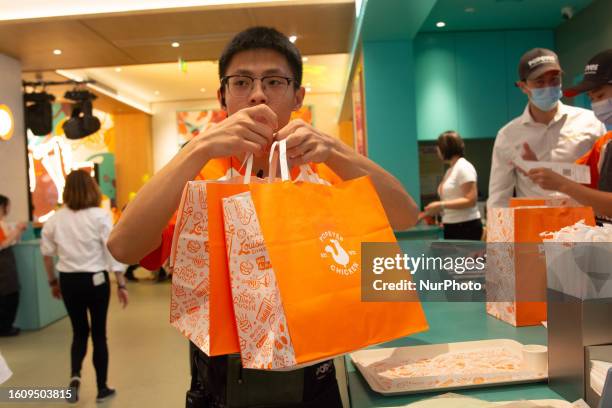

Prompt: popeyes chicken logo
[319,231,359,276]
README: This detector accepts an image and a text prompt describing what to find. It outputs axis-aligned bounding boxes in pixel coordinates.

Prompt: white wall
[0,54,29,222]
[151,93,342,172]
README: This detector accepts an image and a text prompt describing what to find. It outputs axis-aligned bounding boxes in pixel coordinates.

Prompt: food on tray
[374,346,521,379]
[352,340,548,394]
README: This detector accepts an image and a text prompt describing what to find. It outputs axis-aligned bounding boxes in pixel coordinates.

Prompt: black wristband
[49,278,58,286]
[117,284,127,290]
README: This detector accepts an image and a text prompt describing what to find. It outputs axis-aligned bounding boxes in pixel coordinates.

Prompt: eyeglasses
[222,75,294,98]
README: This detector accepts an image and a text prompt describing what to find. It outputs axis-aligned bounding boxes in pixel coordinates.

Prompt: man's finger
[285,133,312,152]
[246,104,278,130]
[276,120,305,140]
[242,119,275,143]
[522,143,538,161]
[240,139,265,157]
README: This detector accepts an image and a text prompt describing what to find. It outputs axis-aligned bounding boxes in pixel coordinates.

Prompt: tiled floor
[0,278,350,407]
[1,280,189,407]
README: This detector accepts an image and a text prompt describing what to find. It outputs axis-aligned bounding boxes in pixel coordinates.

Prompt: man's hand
[521,142,538,161]
[198,104,278,159]
[275,119,338,167]
[527,168,568,191]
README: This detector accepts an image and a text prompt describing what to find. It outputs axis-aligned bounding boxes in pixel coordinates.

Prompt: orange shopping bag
[486,204,595,326]
[169,162,256,356]
[223,140,429,369]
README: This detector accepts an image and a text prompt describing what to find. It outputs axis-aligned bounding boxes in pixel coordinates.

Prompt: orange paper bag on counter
[509,196,580,207]
[221,141,428,368]
[169,178,248,356]
[486,205,595,327]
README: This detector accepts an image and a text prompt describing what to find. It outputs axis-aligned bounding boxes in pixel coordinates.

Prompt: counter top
[346,302,562,407]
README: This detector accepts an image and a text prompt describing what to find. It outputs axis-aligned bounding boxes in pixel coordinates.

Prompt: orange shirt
[576,131,612,189]
[140,157,341,270]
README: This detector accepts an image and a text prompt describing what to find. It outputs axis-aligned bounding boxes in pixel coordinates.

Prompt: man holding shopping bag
[109,27,421,407]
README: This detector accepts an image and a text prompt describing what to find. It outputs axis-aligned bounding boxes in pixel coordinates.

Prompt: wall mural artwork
[27,103,116,222]
[176,110,227,146]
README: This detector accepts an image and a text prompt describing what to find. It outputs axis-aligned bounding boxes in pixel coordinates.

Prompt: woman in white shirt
[423,131,483,240]
[41,170,128,404]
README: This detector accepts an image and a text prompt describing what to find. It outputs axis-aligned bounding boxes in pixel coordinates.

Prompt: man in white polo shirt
[488,48,606,209]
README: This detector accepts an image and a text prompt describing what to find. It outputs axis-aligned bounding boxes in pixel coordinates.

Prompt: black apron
[0,246,19,296]
[597,142,612,224]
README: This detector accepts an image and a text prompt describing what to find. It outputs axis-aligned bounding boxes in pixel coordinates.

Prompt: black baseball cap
[518,48,562,82]
[564,49,612,97]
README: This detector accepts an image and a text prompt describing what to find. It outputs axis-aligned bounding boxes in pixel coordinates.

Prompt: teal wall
[357,1,437,209]
[362,40,421,207]
[415,30,555,141]
[350,0,604,212]
[555,0,612,106]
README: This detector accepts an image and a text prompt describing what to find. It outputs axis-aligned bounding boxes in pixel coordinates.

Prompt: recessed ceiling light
[200,88,206,92]
[171,42,180,48]
[302,56,309,62]
[436,21,446,28]
[465,7,476,13]
[115,67,122,72]
[305,87,312,92]
[289,35,297,43]
[154,90,160,95]
[53,49,62,55]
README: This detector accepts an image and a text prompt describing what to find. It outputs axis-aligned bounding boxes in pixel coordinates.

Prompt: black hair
[0,195,9,216]
[218,26,303,106]
[437,131,465,160]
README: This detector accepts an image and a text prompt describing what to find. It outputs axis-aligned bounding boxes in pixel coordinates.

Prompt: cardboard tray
[351,339,548,395]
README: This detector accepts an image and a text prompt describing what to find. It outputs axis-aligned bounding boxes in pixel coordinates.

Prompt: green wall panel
[415,33,458,141]
[555,0,612,93]
[415,29,554,141]
[363,40,421,207]
[455,31,507,139]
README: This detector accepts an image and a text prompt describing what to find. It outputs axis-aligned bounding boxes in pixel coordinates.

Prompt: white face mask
[592,98,612,126]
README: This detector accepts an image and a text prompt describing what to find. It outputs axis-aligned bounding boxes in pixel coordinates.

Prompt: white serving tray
[397,396,571,408]
[351,339,548,395]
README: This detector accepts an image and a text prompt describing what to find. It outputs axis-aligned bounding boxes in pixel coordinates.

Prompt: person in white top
[487,48,606,209]
[40,170,128,404]
[422,131,483,240]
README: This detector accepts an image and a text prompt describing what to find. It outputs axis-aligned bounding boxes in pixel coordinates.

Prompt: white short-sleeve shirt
[40,207,125,273]
[440,157,481,224]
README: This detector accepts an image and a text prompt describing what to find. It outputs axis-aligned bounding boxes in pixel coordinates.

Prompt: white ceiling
[0,2,354,72]
[0,0,351,22]
[53,53,349,110]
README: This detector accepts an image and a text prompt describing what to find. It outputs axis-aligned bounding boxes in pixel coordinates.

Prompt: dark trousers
[0,291,19,332]
[189,342,343,408]
[443,218,483,241]
[59,272,110,390]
